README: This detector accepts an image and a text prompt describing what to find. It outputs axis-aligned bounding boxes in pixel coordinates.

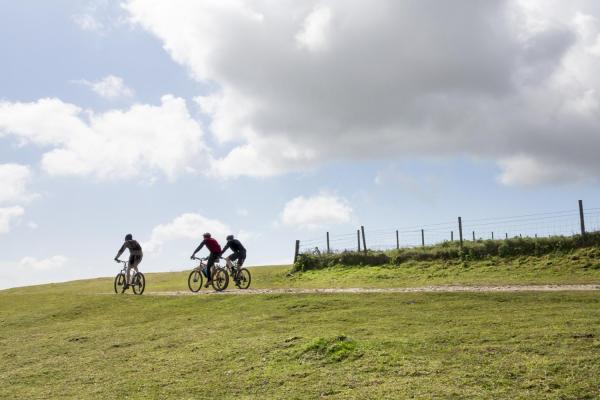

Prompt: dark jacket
[116,239,143,259]
[222,239,246,255]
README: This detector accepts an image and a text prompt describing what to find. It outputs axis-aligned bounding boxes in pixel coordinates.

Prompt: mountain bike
[189,256,229,292]
[223,257,251,289]
[114,259,145,295]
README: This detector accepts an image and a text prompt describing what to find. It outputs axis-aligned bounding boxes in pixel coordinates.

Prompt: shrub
[292,231,600,270]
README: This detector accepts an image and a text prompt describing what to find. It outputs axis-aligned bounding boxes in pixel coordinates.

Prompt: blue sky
[2,0,600,289]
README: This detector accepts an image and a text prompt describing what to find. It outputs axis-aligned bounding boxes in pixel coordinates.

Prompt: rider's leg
[206,253,218,282]
[128,255,142,284]
[237,252,246,267]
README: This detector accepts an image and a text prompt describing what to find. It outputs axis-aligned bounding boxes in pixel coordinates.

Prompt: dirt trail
[145,284,600,296]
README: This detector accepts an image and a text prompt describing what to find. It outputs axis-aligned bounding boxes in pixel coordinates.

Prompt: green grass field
[2,251,600,399]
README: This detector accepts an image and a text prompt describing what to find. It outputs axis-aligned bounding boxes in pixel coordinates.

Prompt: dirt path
[145,284,600,296]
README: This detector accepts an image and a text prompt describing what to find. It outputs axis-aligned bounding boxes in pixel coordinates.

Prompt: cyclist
[191,232,222,287]
[114,233,143,286]
[221,235,247,284]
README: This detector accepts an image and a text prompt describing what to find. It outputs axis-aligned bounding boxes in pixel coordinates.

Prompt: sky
[2,0,600,289]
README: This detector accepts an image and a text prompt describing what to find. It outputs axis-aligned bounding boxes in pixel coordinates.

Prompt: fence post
[357,230,361,252]
[293,240,300,264]
[326,232,330,254]
[491,232,494,240]
[451,231,454,241]
[472,231,475,241]
[421,229,425,247]
[396,230,399,249]
[579,199,586,236]
[505,233,508,239]
[361,225,367,253]
[458,217,463,248]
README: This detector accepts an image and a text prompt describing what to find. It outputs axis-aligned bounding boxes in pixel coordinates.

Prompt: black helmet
[226,235,234,241]
[125,233,133,241]
[203,232,211,238]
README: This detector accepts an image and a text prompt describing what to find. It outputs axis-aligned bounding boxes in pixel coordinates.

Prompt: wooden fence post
[472,231,475,241]
[421,229,425,247]
[491,232,494,240]
[579,200,586,236]
[505,233,508,239]
[293,240,300,264]
[396,230,399,250]
[361,225,367,253]
[451,231,454,241]
[326,232,330,254]
[357,230,361,252]
[458,217,463,248]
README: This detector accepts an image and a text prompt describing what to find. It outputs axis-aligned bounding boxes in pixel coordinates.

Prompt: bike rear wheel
[114,273,126,293]
[188,270,203,292]
[132,272,146,295]
[211,268,229,292]
[236,268,251,289]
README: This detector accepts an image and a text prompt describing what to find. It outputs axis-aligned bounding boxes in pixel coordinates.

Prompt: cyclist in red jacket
[191,232,222,287]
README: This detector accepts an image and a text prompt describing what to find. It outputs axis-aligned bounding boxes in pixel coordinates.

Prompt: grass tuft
[296,335,360,363]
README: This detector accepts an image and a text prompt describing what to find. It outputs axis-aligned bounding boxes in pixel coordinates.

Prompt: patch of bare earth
[143,284,600,296]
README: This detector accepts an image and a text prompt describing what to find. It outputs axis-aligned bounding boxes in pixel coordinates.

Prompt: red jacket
[195,237,222,254]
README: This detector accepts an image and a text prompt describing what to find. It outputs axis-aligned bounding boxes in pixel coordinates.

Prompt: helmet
[125,233,133,241]
[203,232,211,238]
[226,235,234,241]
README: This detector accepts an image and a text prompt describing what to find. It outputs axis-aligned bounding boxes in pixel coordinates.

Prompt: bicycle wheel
[211,268,229,292]
[236,268,251,289]
[188,270,203,292]
[114,273,126,293]
[132,272,146,295]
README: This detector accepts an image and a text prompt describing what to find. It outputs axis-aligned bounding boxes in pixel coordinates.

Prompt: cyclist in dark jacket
[191,232,222,287]
[114,233,143,285]
[221,235,247,267]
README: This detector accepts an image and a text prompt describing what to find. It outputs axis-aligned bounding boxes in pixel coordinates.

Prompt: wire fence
[296,200,598,256]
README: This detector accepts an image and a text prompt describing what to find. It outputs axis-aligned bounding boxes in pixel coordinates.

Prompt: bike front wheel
[211,268,229,292]
[188,270,203,292]
[114,273,126,294]
[236,268,251,289]
[132,272,146,295]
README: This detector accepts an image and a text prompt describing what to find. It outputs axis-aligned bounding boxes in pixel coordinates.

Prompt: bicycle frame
[192,256,222,274]
[116,259,137,283]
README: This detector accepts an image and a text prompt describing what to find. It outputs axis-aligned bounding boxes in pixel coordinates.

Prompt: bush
[292,251,389,272]
[292,231,600,271]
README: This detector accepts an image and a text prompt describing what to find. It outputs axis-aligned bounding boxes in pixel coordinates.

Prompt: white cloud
[19,255,68,271]
[71,0,127,35]
[0,164,35,204]
[497,155,587,186]
[124,0,600,185]
[27,221,39,230]
[0,206,25,234]
[280,193,353,229]
[72,13,105,32]
[144,213,231,253]
[296,5,333,51]
[74,75,134,100]
[0,95,209,181]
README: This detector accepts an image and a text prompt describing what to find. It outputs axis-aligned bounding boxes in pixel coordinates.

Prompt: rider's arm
[115,242,126,260]
[191,241,205,257]
[221,242,230,255]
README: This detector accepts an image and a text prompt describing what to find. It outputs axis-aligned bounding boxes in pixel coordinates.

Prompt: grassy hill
[2,251,600,399]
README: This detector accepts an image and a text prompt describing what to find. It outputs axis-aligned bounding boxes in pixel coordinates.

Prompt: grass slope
[1,252,600,399]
